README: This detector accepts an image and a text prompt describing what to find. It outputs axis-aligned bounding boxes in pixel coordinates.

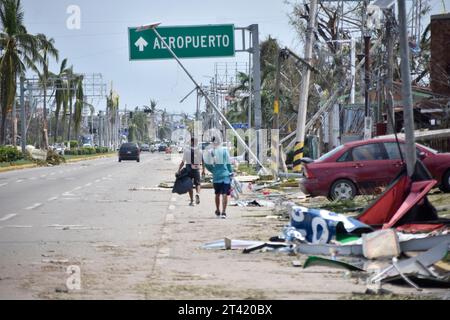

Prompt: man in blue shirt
[203,137,233,219]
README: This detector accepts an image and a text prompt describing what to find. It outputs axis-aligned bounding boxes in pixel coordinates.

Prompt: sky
[21,0,450,115]
[22,0,300,114]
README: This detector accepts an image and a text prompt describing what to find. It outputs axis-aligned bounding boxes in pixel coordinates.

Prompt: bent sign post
[128,24,235,60]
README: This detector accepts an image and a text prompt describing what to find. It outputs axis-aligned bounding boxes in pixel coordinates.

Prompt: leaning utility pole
[385,9,395,134]
[363,35,372,139]
[293,0,318,173]
[140,25,268,172]
[398,0,416,177]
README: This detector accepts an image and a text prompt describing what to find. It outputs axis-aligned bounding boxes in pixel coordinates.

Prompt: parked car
[300,138,450,200]
[140,143,150,152]
[52,143,66,155]
[158,143,168,152]
[118,143,140,162]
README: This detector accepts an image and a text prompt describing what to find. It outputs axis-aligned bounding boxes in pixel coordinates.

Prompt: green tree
[36,33,58,148]
[65,66,75,141]
[53,58,70,142]
[73,75,85,139]
[0,0,40,144]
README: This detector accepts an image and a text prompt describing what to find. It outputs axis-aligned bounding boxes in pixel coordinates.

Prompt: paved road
[0,152,177,299]
[2,152,448,300]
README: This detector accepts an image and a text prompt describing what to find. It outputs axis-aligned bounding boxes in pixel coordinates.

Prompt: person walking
[178,137,202,206]
[203,137,233,219]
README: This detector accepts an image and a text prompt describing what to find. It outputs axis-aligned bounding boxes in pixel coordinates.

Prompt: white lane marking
[50,172,55,176]
[165,214,174,223]
[168,205,176,210]
[0,183,7,187]
[95,179,101,183]
[25,203,43,210]
[73,186,81,191]
[156,247,170,259]
[47,196,58,202]
[3,225,32,228]
[16,179,24,183]
[62,192,75,197]
[85,183,92,187]
[171,197,177,202]
[0,214,17,222]
[30,177,37,180]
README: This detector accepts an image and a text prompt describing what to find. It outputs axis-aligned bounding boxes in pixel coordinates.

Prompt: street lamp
[136,22,161,32]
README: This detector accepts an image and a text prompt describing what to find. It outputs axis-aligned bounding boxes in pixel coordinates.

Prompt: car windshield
[317,145,345,161]
[121,143,136,149]
[417,143,438,154]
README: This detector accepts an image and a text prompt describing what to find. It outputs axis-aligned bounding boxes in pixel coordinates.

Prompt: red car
[300,138,450,200]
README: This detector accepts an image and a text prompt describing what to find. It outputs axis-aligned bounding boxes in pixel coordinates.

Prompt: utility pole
[20,77,26,153]
[363,35,372,139]
[398,0,416,177]
[249,24,262,164]
[271,50,284,176]
[385,8,395,134]
[293,0,318,173]
[249,24,262,131]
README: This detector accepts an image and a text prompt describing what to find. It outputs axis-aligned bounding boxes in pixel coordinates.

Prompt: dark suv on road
[118,143,140,162]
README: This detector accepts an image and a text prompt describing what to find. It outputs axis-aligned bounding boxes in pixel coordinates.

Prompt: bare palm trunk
[0,113,7,145]
[60,115,66,143]
[12,100,17,146]
[54,113,59,143]
[42,85,49,149]
[67,97,72,141]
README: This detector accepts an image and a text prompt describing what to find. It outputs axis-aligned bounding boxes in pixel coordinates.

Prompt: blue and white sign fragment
[289,206,372,244]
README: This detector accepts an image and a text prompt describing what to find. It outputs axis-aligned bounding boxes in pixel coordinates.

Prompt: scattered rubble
[200,165,450,296]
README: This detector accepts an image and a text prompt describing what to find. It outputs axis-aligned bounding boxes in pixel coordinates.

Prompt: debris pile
[202,168,450,294]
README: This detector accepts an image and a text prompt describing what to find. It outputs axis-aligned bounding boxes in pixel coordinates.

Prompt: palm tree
[36,33,58,148]
[53,58,70,142]
[227,72,251,123]
[0,0,40,144]
[65,66,75,141]
[106,87,119,148]
[73,75,84,139]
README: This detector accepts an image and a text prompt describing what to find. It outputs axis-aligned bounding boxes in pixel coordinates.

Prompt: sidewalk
[134,188,384,299]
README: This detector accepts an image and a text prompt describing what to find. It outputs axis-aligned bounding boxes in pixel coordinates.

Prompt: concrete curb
[0,153,116,173]
[65,153,116,163]
[0,163,38,173]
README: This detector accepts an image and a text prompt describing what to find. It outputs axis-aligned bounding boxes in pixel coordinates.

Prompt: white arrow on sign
[135,37,148,52]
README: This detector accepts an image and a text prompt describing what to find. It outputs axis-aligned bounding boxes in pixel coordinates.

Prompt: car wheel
[137,158,140,163]
[118,158,122,162]
[439,170,450,192]
[329,179,357,201]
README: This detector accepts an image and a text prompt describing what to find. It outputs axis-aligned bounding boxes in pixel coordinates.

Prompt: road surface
[0,152,176,299]
[1,152,448,300]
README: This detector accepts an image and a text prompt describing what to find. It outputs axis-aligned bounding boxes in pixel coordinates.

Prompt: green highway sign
[128,24,235,60]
